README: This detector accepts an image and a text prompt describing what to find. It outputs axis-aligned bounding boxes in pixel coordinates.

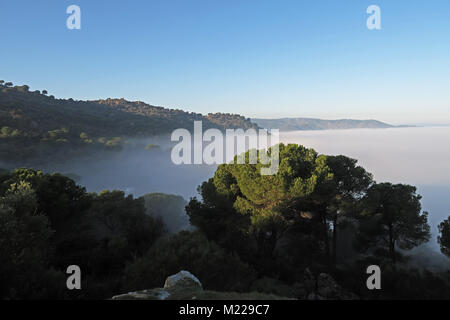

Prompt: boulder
[164,270,202,289]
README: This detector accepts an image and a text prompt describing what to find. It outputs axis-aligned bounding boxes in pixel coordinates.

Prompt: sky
[1,0,449,124]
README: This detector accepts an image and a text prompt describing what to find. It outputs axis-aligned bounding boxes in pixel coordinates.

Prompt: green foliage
[47,127,69,139]
[250,277,298,298]
[124,231,257,292]
[187,143,343,272]
[187,143,440,298]
[141,193,190,233]
[90,190,165,258]
[0,81,258,163]
[0,181,66,299]
[206,113,259,130]
[336,258,450,299]
[79,132,89,139]
[104,137,123,148]
[15,85,29,92]
[357,183,431,263]
[0,127,444,300]
[0,169,166,299]
[438,216,450,257]
[0,126,21,138]
[192,145,324,240]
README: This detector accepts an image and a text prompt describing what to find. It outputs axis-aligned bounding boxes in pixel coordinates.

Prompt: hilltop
[0,81,257,162]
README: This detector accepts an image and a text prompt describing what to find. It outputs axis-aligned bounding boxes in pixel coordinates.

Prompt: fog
[40,135,218,200]
[280,126,450,259]
[22,126,450,264]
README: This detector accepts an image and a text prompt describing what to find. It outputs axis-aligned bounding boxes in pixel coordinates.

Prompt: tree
[438,216,450,257]
[2,169,94,269]
[323,155,373,265]
[16,85,29,92]
[42,90,48,95]
[0,170,167,299]
[0,126,21,138]
[358,183,430,264]
[80,132,89,139]
[141,193,190,234]
[4,82,13,87]
[90,190,165,259]
[187,144,334,272]
[0,181,64,299]
[124,231,256,292]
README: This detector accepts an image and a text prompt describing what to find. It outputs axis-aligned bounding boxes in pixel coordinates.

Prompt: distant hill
[0,81,258,162]
[252,118,394,131]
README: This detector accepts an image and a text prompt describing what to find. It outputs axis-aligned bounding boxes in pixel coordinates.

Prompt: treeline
[0,168,194,299]
[0,81,258,162]
[184,144,450,299]
[1,144,450,299]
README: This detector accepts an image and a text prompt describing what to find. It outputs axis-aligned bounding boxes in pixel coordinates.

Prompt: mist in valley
[4,126,450,269]
[37,135,218,200]
[280,126,450,269]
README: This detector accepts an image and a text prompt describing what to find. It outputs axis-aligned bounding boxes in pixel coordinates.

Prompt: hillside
[0,81,258,162]
[252,117,394,131]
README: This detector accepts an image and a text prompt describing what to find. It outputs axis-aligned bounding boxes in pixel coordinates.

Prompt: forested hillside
[0,81,258,162]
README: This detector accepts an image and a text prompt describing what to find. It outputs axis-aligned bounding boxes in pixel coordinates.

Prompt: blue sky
[1,0,449,124]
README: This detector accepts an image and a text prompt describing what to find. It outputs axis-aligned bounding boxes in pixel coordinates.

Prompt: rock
[111,269,357,300]
[112,288,171,300]
[164,270,202,289]
[112,271,201,300]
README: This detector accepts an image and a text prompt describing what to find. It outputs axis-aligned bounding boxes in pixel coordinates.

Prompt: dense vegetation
[439,217,450,258]
[1,144,449,299]
[141,193,190,234]
[0,81,258,164]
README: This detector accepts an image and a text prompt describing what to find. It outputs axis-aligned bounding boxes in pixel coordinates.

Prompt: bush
[124,231,257,292]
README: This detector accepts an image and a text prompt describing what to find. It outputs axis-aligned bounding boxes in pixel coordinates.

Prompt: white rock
[164,270,202,289]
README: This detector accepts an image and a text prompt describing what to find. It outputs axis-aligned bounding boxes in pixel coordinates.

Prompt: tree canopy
[358,183,430,264]
[438,216,450,257]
